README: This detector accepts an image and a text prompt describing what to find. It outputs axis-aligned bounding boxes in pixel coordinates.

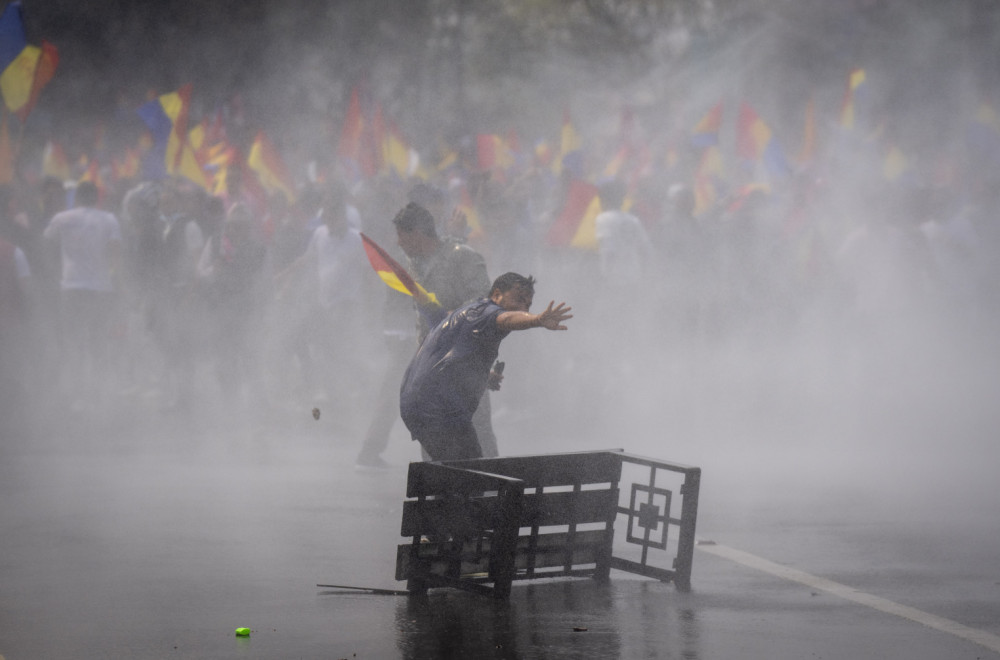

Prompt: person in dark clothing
[393,201,490,339]
[357,200,497,468]
[399,272,572,461]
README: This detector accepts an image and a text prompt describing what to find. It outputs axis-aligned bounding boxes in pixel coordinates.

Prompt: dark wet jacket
[399,298,508,433]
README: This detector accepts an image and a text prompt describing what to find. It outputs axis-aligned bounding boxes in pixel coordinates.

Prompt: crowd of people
[2,146,999,459]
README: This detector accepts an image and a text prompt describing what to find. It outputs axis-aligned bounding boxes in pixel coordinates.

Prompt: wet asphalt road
[2,397,999,660]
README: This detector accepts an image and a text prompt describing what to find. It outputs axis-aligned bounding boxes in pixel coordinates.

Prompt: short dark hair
[76,181,99,207]
[490,272,536,296]
[392,202,437,238]
[598,179,627,210]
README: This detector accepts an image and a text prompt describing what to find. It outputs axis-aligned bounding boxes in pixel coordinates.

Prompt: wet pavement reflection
[2,408,1000,659]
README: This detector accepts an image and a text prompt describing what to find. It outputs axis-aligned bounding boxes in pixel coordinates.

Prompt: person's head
[393,202,439,258]
[75,181,100,208]
[489,272,536,312]
[667,183,696,219]
[41,176,65,213]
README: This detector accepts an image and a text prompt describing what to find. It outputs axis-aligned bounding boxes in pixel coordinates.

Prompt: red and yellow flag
[476,134,514,172]
[545,179,601,249]
[247,130,295,202]
[0,39,57,120]
[360,233,438,305]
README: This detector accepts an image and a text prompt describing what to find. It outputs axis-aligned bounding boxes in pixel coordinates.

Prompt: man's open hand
[536,301,573,330]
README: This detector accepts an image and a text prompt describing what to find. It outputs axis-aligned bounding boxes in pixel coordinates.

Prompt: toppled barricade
[396,450,701,599]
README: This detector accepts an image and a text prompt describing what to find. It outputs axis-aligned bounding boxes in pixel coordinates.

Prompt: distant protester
[42,181,123,411]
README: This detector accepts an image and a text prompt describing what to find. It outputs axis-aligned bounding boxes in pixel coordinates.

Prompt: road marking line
[698,542,1000,655]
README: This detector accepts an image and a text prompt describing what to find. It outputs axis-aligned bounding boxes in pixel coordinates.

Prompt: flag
[136,85,201,183]
[436,147,458,173]
[175,142,208,190]
[188,120,206,155]
[693,145,725,216]
[737,102,791,176]
[360,232,438,305]
[691,103,723,148]
[554,110,582,175]
[161,85,192,173]
[534,139,552,167]
[78,159,101,184]
[545,179,601,249]
[337,85,377,179]
[42,140,70,180]
[0,40,57,120]
[839,68,866,130]
[0,3,58,120]
[0,3,27,74]
[381,119,414,178]
[477,134,514,173]
[1,44,39,114]
[455,182,483,239]
[601,145,629,179]
[247,130,295,202]
[338,85,364,161]
[0,112,13,183]
[203,140,236,195]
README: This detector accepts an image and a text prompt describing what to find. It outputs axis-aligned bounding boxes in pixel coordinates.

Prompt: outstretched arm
[496,301,573,332]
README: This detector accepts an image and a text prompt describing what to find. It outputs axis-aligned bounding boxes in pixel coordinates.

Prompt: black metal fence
[396,449,701,598]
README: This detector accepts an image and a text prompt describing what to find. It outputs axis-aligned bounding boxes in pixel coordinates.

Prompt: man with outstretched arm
[399,272,572,461]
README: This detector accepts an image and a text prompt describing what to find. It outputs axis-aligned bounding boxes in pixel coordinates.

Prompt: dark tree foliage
[11,0,1000,161]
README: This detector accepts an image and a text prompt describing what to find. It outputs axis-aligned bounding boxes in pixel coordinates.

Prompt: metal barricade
[396,449,701,598]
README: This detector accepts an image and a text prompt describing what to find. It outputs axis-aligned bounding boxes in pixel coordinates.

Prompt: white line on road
[697,542,1000,655]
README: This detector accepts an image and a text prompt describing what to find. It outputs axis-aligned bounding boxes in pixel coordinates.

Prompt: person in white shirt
[594,180,653,290]
[43,182,123,409]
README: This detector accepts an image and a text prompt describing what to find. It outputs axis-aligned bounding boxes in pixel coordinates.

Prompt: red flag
[476,134,513,172]
[736,102,791,176]
[337,85,377,178]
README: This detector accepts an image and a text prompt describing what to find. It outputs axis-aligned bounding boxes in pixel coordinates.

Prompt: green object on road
[235,627,251,637]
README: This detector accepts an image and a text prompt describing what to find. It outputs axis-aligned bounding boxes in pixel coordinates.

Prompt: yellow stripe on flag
[569,194,603,250]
